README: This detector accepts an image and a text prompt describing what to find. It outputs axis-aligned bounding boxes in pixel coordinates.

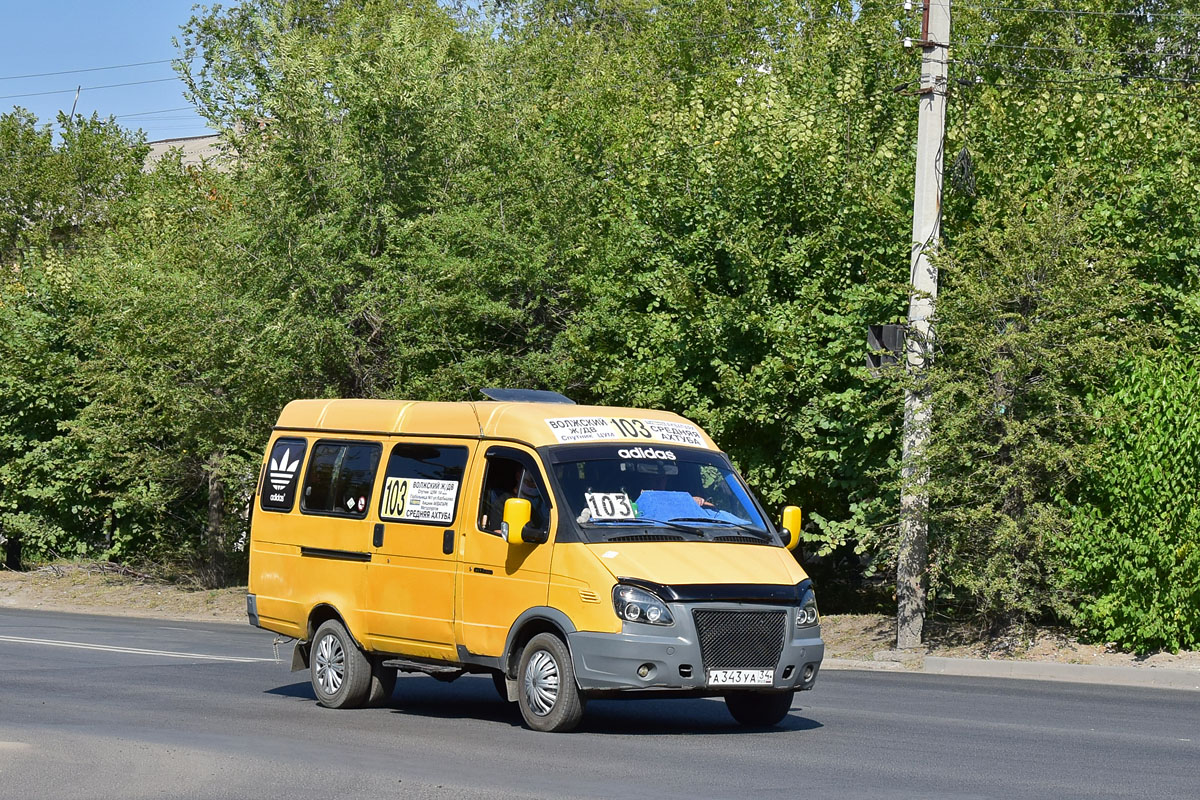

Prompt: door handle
[442,529,454,555]
[373,523,384,548]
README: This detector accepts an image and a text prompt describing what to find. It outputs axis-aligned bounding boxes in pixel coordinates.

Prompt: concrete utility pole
[897,0,951,651]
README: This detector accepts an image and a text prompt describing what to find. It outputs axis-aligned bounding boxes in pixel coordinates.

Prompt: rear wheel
[724,690,795,727]
[516,633,585,732]
[310,619,372,709]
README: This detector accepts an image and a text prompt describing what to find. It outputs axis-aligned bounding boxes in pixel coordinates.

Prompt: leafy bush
[1063,353,1200,653]
[921,184,1143,624]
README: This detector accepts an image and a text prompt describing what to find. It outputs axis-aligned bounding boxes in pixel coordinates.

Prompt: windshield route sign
[546,417,709,448]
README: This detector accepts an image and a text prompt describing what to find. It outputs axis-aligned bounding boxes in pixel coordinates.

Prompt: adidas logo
[269,448,300,491]
[617,447,677,460]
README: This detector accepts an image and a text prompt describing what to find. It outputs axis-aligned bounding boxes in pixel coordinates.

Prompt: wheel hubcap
[523,649,559,716]
[314,633,345,695]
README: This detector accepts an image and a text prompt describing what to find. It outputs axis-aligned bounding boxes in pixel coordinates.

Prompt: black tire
[310,619,372,709]
[724,690,795,727]
[492,670,513,702]
[516,633,585,732]
[367,659,397,706]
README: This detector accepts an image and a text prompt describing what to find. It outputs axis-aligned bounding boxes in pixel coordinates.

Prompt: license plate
[706,668,775,686]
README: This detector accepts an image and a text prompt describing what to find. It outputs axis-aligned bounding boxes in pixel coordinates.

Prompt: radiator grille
[693,609,786,669]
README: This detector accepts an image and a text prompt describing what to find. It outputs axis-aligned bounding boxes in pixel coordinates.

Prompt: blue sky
[0,1,211,142]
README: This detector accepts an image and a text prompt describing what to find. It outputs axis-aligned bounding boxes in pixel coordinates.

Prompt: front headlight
[612,584,675,626]
[797,584,820,627]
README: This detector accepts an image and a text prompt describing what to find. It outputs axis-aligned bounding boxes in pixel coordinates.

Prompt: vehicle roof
[273,399,719,450]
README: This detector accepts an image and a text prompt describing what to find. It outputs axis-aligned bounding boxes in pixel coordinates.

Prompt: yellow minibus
[247,389,823,732]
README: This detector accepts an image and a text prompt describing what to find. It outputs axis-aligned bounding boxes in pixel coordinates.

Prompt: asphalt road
[1,608,1196,800]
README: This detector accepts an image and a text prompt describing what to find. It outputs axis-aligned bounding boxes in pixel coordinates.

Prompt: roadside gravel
[0,563,244,624]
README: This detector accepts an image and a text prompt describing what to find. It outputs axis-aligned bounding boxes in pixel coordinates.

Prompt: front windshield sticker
[617,447,675,460]
[380,476,458,523]
[584,491,635,520]
[546,417,710,448]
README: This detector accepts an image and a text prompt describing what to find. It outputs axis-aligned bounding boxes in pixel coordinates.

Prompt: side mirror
[501,497,546,545]
[781,506,802,551]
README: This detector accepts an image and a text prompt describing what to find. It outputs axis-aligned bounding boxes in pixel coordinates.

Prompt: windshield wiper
[665,518,774,541]
[584,517,706,536]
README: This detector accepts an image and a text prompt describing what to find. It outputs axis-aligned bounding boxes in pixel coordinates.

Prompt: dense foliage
[1,0,1197,650]
[1065,353,1200,653]
[922,182,1145,623]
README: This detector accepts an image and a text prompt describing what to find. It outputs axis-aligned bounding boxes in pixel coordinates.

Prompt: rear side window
[301,440,382,518]
[378,443,469,525]
[260,437,307,512]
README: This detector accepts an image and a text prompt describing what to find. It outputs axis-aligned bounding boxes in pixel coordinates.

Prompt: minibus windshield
[548,444,776,543]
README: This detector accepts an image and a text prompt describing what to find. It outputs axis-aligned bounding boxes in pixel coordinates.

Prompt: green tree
[0,110,148,570]
[921,180,1146,624]
[1064,352,1200,653]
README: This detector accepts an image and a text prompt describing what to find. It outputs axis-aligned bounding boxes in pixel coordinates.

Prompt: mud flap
[291,641,311,672]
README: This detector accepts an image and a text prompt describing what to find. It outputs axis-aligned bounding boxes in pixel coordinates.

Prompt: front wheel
[724,690,795,727]
[517,633,585,732]
[310,619,372,709]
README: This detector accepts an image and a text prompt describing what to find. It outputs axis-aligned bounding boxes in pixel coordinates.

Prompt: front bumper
[567,602,823,693]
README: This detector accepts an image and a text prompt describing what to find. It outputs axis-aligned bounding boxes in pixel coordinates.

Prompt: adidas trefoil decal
[269,448,300,491]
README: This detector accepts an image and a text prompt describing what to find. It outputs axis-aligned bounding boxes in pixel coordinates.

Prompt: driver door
[456,444,555,658]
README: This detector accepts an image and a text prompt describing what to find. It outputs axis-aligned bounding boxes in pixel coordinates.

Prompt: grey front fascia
[568,600,824,693]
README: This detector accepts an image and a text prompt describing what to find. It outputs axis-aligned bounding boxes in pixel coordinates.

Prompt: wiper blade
[666,518,773,541]
[626,518,708,536]
[579,517,705,536]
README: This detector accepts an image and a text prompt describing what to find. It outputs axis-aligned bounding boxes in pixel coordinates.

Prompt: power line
[0,77,180,101]
[0,58,179,82]
[960,4,1200,20]
[121,116,202,123]
[963,76,1198,101]
[954,39,1200,60]
[114,106,196,119]
[956,58,1200,83]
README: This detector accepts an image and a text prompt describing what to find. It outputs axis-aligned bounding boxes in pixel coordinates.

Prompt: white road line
[0,634,276,663]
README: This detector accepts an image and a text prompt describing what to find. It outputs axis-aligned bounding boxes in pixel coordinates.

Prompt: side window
[478,452,550,536]
[378,443,469,526]
[260,437,307,512]
[300,440,381,518]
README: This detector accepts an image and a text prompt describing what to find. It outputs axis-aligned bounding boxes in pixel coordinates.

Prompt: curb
[923,656,1200,691]
[823,656,1200,691]
[820,662,912,671]
[822,657,911,672]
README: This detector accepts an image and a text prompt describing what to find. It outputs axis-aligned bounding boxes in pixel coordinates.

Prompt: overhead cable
[0,77,180,100]
[0,58,179,82]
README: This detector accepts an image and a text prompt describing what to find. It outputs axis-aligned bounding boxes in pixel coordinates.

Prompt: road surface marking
[0,634,276,663]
